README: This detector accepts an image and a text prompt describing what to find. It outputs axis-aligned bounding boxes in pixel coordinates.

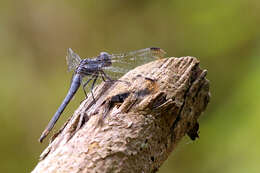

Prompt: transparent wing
[66,48,82,72]
[104,47,166,78]
[103,66,129,79]
[111,47,166,62]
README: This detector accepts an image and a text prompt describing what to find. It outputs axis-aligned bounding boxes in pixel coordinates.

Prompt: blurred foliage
[0,0,259,172]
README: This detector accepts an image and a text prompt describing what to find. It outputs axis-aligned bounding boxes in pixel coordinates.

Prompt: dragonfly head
[97,52,112,67]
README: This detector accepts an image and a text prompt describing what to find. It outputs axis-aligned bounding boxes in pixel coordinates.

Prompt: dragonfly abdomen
[39,74,81,142]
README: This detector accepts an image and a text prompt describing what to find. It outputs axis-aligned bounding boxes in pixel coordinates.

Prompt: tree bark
[32,56,210,173]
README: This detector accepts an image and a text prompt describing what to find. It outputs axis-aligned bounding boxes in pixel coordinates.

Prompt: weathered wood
[32,56,210,173]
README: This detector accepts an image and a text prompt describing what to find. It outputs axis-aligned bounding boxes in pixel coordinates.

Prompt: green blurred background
[0,0,259,172]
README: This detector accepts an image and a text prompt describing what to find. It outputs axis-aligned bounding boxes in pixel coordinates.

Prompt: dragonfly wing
[66,48,82,72]
[105,47,166,78]
[111,47,166,63]
[103,66,129,79]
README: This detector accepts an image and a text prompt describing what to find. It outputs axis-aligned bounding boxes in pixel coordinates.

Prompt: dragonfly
[39,47,166,142]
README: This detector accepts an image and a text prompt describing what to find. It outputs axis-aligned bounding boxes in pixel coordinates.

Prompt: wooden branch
[32,57,210,173]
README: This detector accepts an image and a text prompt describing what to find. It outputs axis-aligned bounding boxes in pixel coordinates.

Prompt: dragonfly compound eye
[100,52,110,60]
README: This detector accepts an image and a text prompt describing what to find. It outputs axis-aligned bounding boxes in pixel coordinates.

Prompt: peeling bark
[32,57,210,173]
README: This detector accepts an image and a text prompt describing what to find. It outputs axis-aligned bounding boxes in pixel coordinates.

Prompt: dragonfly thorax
[75,52,112,76]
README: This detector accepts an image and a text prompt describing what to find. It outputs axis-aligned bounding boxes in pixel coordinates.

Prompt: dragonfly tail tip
[39,129,50,143]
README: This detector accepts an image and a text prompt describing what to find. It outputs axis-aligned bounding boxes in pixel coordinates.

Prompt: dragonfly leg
[90,75,98,102]
[82,77,93,99]
[100,70,113,82]
[100,72,106,82]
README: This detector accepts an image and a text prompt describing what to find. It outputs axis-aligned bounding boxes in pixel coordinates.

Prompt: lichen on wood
[32,56,210,173]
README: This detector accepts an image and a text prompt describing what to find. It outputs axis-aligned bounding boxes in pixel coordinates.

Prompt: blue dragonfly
[39,47,166,142]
